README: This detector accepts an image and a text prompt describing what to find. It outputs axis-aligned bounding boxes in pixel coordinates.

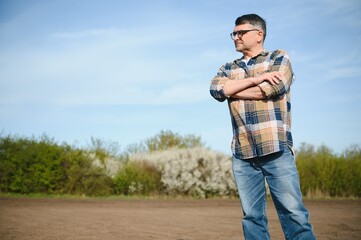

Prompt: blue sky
[1,0,360,154]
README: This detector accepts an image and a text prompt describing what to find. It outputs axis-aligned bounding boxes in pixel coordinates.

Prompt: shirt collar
[243,49,268,60]
[235,49,268,66]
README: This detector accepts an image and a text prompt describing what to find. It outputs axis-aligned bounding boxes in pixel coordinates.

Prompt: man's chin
[235,45,244,51]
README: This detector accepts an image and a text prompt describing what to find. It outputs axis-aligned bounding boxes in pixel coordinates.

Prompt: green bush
[342,145,361,197]
[296,143,361,198]
[61,148,114,196]
[1,132,360,198]
[113,161,162,195]
[0,135,114,196]
[125,130,203,155]
[0,135,66,194]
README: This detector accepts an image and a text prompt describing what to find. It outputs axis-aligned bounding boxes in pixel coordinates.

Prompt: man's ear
[256,31,264,43]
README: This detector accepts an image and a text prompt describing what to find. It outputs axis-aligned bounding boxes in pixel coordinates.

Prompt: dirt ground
[0,197,360,240]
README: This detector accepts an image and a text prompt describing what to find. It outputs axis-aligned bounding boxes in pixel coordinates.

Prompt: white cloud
[51,28,123,40]
[0,26,211,107]
[54,82,208,106]
[327,67,361,81]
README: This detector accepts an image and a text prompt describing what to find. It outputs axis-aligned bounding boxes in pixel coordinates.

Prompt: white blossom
[130,147,237,198]
[88,152,122,177]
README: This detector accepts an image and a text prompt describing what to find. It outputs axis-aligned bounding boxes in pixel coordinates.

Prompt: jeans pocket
[287,145,294,156]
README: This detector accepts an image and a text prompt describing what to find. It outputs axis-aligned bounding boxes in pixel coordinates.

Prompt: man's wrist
[251,76,260,86]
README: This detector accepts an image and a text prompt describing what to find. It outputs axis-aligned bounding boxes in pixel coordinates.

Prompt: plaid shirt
[210,49,295,159]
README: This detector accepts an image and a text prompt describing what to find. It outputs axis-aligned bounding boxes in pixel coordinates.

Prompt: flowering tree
[130,147,237,198]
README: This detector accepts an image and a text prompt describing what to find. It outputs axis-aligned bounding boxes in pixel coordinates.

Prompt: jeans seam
[278,210,289,240]
[262,192,269,235]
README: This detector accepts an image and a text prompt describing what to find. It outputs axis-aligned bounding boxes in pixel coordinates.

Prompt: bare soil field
[0,197,360,240]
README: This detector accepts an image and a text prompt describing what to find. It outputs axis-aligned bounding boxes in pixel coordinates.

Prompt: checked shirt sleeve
[210,64,231,102]
[259,50,295,99]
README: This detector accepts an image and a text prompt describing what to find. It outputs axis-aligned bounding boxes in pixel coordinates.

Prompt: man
[210,14,316,240]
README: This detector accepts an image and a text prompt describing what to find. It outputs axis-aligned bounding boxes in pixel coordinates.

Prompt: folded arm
[210,50,294,102]
[210,70,281,102]
[257,50,294,99]
[225,71,282,100]
[231,86,265,100]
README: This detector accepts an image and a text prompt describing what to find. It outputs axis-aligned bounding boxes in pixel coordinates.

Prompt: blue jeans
[232,147,316,240]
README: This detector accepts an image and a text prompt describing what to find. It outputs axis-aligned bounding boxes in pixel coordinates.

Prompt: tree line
[0,131,360,198]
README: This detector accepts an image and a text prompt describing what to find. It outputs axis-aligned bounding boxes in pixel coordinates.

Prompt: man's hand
[252,72,283,85]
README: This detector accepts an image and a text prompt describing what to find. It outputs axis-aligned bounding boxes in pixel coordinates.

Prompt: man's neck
[242,46,264,60]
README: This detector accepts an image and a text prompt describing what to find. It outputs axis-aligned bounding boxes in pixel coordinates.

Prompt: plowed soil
[0,197,360,240]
